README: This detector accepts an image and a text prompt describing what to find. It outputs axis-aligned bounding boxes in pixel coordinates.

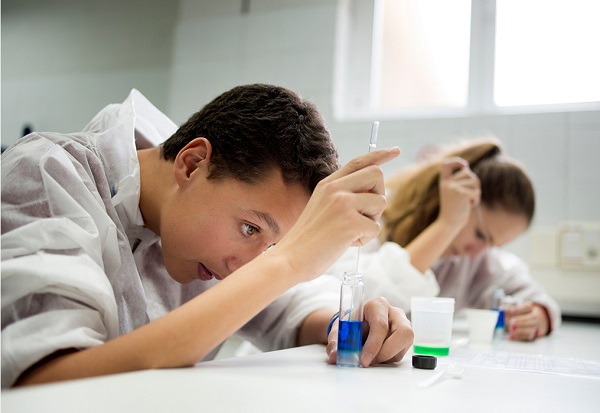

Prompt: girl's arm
[407,158,480,272]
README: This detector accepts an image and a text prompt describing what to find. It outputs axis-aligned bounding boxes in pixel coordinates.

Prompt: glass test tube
[491,288,506,339]
[336,271,364,367]
[355,121,380,273]
[339,121,375,367]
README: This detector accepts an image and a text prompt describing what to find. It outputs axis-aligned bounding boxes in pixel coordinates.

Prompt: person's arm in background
[486,249,561,341]
[504,302,551,341]
[406,158,481,272]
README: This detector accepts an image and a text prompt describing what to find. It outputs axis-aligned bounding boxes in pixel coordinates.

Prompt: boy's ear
[173,138,213,186]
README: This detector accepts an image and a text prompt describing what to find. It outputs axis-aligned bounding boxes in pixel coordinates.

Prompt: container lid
[412,355,437,370]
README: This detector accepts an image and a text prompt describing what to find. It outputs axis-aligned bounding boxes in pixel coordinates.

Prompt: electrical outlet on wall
[559,222,600,270]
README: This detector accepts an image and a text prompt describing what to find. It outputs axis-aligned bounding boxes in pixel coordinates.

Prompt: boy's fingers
[326,320,339,364]
[330,147,400,180]
[321,147,400,197]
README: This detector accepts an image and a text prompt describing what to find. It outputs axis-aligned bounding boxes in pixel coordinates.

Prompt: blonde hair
[381,138,535,247]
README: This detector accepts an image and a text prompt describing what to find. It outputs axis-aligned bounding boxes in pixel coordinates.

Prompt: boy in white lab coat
[1,84,412,387]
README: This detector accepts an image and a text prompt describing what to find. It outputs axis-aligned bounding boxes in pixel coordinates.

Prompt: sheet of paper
[444,347,600,378]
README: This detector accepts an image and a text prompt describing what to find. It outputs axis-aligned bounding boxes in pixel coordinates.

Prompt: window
[373,0,471,110]
[494,0,600,107]
[334,0,600,120]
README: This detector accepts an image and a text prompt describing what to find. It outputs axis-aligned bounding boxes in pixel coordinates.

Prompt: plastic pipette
[369,121,379,152]
[355,121,379,272]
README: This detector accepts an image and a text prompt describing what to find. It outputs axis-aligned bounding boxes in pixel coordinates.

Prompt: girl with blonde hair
[327,137,560,341]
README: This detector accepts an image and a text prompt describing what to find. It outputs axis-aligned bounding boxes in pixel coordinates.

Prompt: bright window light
[373,0,471,110]
[335,0,600,120]
[494,0,600,106]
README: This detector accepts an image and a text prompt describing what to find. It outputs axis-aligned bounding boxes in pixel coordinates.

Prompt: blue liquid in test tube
[336,271,364,367]
[337,320,363,367]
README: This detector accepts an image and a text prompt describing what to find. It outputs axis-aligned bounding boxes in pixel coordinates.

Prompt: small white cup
[465,309,500,345]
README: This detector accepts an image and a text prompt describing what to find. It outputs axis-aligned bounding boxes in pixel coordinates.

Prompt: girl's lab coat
[326,240,440,311]
[0,89,338,388]
[327,241,561,331]
[433,248,561,331]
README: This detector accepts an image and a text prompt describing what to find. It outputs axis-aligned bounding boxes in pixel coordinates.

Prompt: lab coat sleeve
[236,275,340,351]
[218,241,440,351]
[1,137,120,388]
[325,242,440,312]
[482,249,562,332]
[1,253,119,387]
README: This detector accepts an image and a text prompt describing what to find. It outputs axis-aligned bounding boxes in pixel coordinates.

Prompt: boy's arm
[297,308,336,346]
[16,252,298,386]
[16,148,402,386]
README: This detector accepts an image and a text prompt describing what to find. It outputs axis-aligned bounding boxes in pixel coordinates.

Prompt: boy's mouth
[197,263,214,281]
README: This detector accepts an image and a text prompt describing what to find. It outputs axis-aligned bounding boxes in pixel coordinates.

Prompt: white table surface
[2,321,600,413]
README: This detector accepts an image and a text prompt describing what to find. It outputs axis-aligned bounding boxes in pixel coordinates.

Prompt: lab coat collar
[83,89,177,240]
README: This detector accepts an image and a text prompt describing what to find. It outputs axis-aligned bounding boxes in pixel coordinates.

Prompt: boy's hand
[326,297,414,366]
[272,147,401,283]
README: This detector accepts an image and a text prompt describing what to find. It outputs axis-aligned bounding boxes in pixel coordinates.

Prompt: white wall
[166,0,600,315]
[3,0,599,315]
[1,0,178,147]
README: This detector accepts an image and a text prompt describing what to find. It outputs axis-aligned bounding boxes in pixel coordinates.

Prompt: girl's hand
[504,302,550,341]
[438,157,481,231]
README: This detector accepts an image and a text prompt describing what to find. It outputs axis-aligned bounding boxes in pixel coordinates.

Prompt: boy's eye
[241,223,259,237]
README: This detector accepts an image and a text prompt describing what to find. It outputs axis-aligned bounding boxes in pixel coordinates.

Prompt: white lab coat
[0,89,338,388]
[433,248,562,331]
[328,240,561,331]
[325,240,440,311]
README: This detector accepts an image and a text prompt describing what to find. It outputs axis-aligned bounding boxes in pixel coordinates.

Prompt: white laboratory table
[2,321,599,413]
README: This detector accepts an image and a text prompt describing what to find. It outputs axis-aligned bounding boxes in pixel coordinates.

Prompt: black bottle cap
[412,354,437,370]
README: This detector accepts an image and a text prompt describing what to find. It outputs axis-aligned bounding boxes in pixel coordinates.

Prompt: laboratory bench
[2,321,599,413]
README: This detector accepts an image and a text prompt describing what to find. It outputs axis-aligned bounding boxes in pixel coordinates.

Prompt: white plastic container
[410,297,455,356]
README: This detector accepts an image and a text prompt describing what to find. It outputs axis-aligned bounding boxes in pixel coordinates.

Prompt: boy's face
[160,166,310,284]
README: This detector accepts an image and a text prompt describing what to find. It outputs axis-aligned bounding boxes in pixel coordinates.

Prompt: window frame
[333,0,600,122]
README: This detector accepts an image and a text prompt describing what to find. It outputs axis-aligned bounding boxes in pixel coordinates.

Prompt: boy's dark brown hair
[162,84,339,193]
